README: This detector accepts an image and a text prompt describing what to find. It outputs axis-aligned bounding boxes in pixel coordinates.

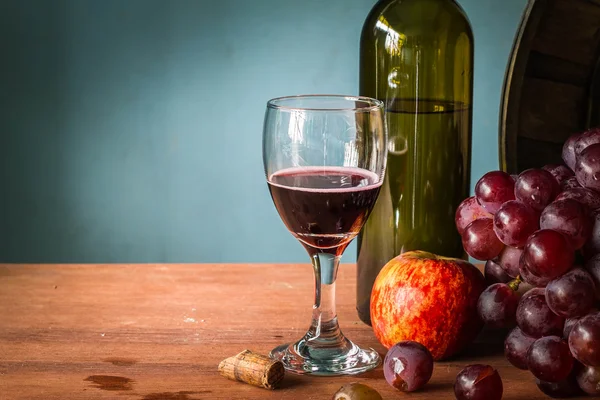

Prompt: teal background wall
[0,0,526,263]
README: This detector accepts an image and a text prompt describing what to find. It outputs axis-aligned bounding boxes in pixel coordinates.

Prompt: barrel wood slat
[500,0,600,173]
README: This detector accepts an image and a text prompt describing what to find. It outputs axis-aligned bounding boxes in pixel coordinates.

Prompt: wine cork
[218,350,285,390]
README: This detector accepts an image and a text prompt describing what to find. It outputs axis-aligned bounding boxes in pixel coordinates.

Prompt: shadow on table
[279,374,306,389]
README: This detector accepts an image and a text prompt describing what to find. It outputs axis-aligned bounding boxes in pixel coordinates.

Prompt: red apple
[370,251,485,360]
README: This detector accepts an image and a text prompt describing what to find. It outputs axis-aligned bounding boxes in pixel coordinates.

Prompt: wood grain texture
[525,52,590,87]
[0,264,585,399]
[531,0,600,67]
[517,138,565,171]
[519,78,586,144]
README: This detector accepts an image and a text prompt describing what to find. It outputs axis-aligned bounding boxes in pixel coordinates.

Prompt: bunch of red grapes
[455,128,600,398]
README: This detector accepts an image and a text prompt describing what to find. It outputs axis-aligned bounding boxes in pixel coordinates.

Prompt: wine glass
[263,95,387,375]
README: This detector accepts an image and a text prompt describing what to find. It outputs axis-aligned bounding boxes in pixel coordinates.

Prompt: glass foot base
[270,339,381,376]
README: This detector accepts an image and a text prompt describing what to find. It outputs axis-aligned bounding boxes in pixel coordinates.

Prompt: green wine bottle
[357,0,473,325]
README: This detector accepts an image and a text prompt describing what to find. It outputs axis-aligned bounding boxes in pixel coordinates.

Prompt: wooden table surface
[0,263,582,399]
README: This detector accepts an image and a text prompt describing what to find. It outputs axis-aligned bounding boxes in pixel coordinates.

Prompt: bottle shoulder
[361,0,473,41]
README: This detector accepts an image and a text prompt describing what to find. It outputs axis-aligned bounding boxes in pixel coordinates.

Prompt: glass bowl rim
[266,94,384,113]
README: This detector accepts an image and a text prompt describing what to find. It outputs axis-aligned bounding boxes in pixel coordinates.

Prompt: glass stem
[306,252,345,348]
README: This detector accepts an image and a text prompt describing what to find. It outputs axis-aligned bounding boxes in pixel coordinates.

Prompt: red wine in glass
[268,166,382,251]
[262,94,385,375]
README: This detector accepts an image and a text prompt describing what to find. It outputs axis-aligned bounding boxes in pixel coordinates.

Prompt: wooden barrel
[499,0,600,174]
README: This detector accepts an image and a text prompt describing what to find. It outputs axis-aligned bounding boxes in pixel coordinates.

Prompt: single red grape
[576,365,600,395]
[563,133,581,171]
[454,364,503,400]
[456,196,492,235]
[540,199,592,250]
[484,259,512,285]
[497,246,523,277]
[333,383,383,399]
[477,282,519,329]
[564,310,598,340]
[475,171,515,214]
[522,229,574,280]
[545,268,596,318]
[462,218,504,261]
[543,164,574,185]
[569,312,600,367]
[574,127,600,158]
[575,143,600,193]
[504,326,536,370]
[515,169,560,211]
[527,336,574,382]
[556,187,600,210]
[383,341,433,392]
[516,288,564,338]
[519,257,551,287]
[493,201,539,248]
